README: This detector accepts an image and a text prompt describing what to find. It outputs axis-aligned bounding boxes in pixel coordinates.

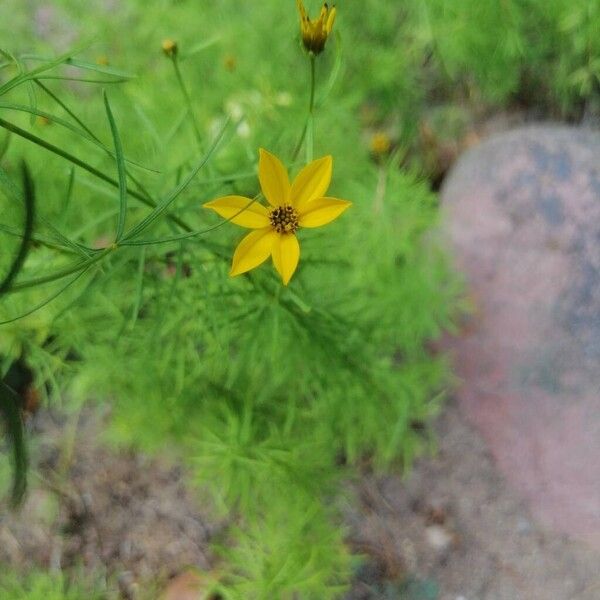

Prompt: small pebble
[425,524,453,552]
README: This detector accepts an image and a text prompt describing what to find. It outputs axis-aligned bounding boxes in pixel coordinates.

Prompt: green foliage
[342,0,600,124]
[0,570,107,600]
[2,0,595,598]
[217,497,352,600]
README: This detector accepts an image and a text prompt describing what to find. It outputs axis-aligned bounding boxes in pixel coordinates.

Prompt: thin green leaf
[34,80,95,137]
[20,55,135,79]
[42,221,93,259]
[0,48,21,73]
[316,31,343,106]
[179,36,221,61]
[1,160,94,258]
[171,57,202,145]
[0,266,90,325]
[61,166,76,217]
[71,207,119,238]
[0,118,191,231]
[103,91,128,241]
[129,247,146,329]
[120,195,260,247]
[0,381,27,507]
[0,101,114,155]
[122,116,231,241]
[65,57,135,79]
[26,82,37,126]
[33,75,129,84]
[0,116,131,197]
[32,82,160,173]
[0,40,92,97]
[7,248,110,293]
[194,170,257,185]
[0,130,10,160]
[0,163,35,296]
[0,223,82,256]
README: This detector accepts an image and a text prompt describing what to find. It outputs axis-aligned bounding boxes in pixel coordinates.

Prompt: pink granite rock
[442,126,600,549]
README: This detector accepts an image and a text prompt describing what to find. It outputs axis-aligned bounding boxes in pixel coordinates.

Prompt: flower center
[269,204,299,234]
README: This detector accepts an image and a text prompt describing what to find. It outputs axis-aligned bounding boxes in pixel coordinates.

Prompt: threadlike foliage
[0,0,592,597]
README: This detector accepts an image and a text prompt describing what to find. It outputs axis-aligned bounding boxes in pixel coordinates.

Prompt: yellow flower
[296,1,336,55]
[204,149,351,285]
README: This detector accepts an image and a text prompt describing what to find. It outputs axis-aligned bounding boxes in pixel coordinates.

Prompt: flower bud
[296,1,336,55]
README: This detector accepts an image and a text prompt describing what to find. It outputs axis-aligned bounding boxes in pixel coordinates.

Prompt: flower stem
[170,56,203,147]
[306,55,316,163]
[292,54,316,162]
[308,54,316,116]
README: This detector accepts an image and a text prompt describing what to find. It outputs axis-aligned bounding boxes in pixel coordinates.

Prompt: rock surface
[441,126,600,549]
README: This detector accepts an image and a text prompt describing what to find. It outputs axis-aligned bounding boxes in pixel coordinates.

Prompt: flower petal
[259,148,291,207]
[326,7,336,33]
[204,196,270,228]
[296,0,307,21]
[298,197,351,228]
[272,234,300,286]
[291,155,332,211]
[230,228,278,277]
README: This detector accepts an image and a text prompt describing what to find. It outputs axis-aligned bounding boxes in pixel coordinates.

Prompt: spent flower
[204,149,351,285]
[296,1,336,55]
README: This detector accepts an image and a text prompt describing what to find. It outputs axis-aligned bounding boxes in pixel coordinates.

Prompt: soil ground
[1,400,598,599]
[346,400,600,600]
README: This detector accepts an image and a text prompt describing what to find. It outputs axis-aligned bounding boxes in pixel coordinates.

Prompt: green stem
[309,55,316,114]
[292,55,316,162]
[171,56,203,147]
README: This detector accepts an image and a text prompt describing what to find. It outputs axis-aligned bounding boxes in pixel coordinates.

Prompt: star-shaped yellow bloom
[296,1,336,55]
[204,149,351,285]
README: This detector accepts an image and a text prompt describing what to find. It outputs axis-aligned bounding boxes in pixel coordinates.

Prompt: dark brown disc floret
[269,204,299,234]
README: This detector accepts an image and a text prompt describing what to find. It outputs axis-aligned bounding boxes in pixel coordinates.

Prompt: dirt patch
[1,402,599,599]
[0,409,217,591]
[346,401,600,600]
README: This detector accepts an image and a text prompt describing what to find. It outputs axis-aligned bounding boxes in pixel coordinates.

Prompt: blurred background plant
[0,0,598,598]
